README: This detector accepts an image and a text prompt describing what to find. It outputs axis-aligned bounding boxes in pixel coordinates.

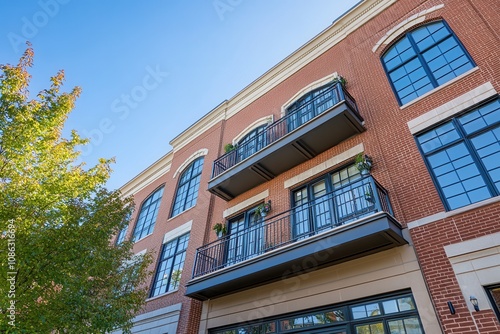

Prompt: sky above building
[1,0,360,190]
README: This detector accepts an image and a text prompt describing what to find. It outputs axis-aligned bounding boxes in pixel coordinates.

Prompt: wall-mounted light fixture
[447,301,456,315]
[469,296,480,312]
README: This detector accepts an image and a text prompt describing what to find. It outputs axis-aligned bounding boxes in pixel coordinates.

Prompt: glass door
[227,208,264,264]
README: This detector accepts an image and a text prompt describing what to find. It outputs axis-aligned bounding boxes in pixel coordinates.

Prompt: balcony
[186,176,407,301]
[208,82,365,200]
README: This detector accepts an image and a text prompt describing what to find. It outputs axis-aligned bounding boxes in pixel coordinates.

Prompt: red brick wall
[122,0,500,333]
[211,0,500,333]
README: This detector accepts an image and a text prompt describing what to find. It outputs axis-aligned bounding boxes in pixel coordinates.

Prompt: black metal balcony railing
[211,82,361,178]
[192,176,392,278]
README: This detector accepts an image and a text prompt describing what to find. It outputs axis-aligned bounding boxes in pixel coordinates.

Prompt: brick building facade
[113,0,500,333]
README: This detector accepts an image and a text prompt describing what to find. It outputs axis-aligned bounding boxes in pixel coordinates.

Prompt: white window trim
[407,81,496,134]
[223,191,269,218]
[283,143,364,189]
[173,148,208,179]
[232,116,274,145]
[163,220,192,244]
[444,232,500,313]
[281,72,340,117]
[372,4,445,53]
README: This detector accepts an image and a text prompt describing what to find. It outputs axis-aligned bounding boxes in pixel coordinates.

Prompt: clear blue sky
[1,0,359,190]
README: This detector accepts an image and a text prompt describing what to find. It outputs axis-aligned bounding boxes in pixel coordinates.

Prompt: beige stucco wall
[198,244,442,333]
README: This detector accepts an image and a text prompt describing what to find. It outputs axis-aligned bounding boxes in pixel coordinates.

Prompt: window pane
[383,299,399,314]
[150,233,190,297]
[417,100,499,211]
[132,187,164,241]
[172,158,204,216]
[403,318,424,334]
[487,286,500,321]
[355,322,384,334]
[352,303,381,319]
[398,297,416,311]
[472,129,500,189]
[388,319,406,334]
[417,122,459,153]
[383,20,474,105]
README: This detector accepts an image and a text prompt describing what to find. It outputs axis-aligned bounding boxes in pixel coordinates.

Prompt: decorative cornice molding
[173,148,209,179]
[119,152,173,198]
[168,0,396,152]
[372,4,445,53]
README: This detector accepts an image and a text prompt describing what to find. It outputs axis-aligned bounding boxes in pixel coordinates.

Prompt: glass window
[416,99,500,210]
[211,293,423,334]
[287,82,340,131]
[150,233,190,297]
[115,226,128,245]
[486,285,500,321]
[227,206,264,264]
[291,163,376,238]
[237,125,267,161]
[171,157,204,216]
[132,186,164,241]
[382,20,474,105]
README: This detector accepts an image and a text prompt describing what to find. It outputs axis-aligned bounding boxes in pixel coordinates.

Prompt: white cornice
[168,0,396,153]
[169,101,227,152]
[224,0,395,119]
[119,152,173,198]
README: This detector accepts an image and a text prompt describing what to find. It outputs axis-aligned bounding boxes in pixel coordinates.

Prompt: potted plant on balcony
[254,201,272,220]
[224,143,236,153]
[333,75,347,87]
[355,153,373,176]
[213,222,227,238]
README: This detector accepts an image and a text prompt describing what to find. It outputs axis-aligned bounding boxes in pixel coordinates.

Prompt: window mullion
[407,33,438,88]
[454,119,499,197]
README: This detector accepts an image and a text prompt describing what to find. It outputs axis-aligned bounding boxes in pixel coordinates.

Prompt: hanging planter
[254,201,272,220]
[213,222,227,238]
[355,153,373,176]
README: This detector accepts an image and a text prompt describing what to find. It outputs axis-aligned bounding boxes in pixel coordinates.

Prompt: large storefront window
[211,292,424,334]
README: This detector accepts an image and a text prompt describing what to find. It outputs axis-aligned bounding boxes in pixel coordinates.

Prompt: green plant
[334,75,347,87]
[254,201,272,219]
[224,143,236,153]
[355,153,373,175]
[213,222,227,236]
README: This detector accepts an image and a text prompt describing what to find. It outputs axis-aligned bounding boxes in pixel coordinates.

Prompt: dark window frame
[236,125,267,162]
[226,205,265,265]
[171,157,204,217]
[381,20,475,106]
[132,185,165,242]
[415,97,500,211]
[209,290,425,334]
[485,284,500,322]
[149,232,190,298]
[290,162,376,239]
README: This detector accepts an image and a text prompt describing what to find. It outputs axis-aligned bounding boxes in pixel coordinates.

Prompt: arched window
[286,82,338,131]
[236,125,267,161]
[382,20,475,105]
[171,157,204,216]
[132,186,164,241]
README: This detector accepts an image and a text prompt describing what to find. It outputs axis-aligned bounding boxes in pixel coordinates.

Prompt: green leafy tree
[0,46,152,333]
